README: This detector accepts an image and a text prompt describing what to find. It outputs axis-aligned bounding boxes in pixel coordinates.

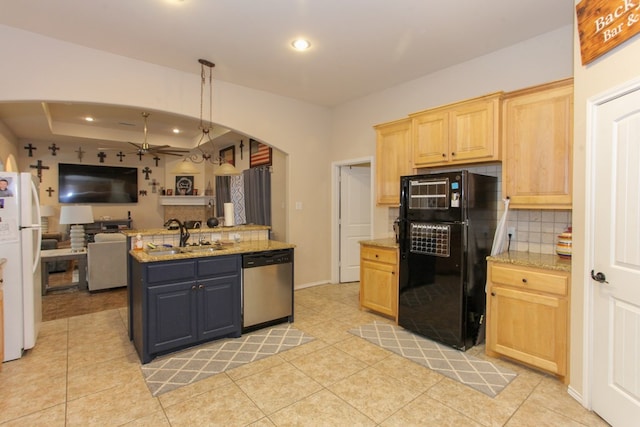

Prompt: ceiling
[0,0,574,150]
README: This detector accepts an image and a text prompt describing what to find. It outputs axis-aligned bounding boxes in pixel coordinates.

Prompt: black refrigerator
[397,171,497,351]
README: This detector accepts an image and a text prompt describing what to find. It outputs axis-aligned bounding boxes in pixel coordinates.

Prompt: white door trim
[584,75,640,410]
[331,156,374,284]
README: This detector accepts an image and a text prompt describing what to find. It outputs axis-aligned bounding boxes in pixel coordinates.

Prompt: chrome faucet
[164,218,190,247]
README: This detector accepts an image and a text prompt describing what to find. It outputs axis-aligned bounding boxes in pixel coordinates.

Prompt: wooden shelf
[159,196,213,206]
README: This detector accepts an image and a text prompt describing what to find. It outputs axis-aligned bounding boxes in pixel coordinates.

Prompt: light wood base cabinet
[374,118,412,206]
[502,78,573,209]
[360,244,398,320]
[486,261,570,383]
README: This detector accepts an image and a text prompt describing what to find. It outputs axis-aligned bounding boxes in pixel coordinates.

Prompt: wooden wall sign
[576,0,640,65]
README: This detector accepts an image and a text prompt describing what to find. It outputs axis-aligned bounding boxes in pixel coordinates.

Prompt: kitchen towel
[230,174,246,225]
[224,202,235,226]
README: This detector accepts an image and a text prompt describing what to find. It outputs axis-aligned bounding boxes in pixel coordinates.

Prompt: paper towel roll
[224,203,235,227]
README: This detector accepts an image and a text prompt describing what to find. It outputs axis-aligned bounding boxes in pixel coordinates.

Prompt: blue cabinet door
[147,280,198,354]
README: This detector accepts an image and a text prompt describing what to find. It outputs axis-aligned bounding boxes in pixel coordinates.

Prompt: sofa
[87,233,127,291]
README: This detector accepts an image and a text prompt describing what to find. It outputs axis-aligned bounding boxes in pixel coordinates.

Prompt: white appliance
[0,172,43,361]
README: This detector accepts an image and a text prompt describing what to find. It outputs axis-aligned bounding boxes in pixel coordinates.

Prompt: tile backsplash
[388,164,572,255]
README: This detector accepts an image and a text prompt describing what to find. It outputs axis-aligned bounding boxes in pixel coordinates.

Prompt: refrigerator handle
[31,178,43,273]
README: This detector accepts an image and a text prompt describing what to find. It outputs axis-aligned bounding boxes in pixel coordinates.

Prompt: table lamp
[59,205,94,252]
[39,205,56,233]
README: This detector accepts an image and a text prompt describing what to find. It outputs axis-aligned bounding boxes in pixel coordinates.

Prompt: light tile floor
[1,283,609,426]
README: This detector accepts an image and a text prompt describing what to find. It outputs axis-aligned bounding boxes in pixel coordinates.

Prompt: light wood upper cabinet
[410,92,502,167]
[486,261,570,383]
[374,118,412,205]
[502,78,573,209]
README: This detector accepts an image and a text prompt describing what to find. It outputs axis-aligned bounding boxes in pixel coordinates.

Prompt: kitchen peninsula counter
[123,224,270,238]
[487,251,571,272]
[129,239,295,263]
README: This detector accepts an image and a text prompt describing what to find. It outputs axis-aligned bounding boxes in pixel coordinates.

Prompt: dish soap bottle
[134,234,144,251]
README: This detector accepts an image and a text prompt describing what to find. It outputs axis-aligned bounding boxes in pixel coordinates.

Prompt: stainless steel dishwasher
[242,249,293,332]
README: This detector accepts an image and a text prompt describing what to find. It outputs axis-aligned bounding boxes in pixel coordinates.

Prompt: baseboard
[567,385,588,409]
[294,280,332,290]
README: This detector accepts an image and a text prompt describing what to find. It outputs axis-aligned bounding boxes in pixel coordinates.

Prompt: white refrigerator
[0,172,43,361]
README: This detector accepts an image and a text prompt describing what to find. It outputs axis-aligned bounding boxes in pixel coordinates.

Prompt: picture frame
[219,146,235,166]
[250,139,272,168]
[175,175,194,196]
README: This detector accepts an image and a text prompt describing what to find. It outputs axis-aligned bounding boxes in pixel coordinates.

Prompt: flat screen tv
[58,163,138,203]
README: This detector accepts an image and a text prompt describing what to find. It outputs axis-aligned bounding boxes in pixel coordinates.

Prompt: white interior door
[339,164,371,283]
[591,85,640,426]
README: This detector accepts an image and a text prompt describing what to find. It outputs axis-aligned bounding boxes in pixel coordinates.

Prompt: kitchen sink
[182,245,226,253]
[144,248,183,256]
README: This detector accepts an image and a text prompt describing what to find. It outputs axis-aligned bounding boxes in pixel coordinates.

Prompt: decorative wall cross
[75,146,85,162]
[45,187,55,197]
[239,140,244,159]
[153,155,161,167]
[142,167,152,180]
[30,160,49,182]
[97,151,107,163]
[137,151,144,161]
[148,178,159,193]
[139,190,148,196]
[117,151,126,162]
[48,143,60,156]
[24,143,37,157]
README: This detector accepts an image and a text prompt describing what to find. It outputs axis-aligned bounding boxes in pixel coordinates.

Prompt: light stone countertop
[359,238,398,249]
[487,251,571,272]
[123,224,270,237]
[130,239,295,263]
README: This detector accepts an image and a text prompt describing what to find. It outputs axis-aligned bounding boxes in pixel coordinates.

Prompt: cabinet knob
[191,285,197,290]
[441,153,446,157]
[375,254,379,258]
[199,284,205,289]
[451,152,455,156]
[491,292,496,296]
[522,278,527,284]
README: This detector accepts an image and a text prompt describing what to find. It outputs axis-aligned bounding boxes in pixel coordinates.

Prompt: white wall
[0,24,574,290]
[0,24,332,287]
[329,26,574,238]
[571,6,640,400]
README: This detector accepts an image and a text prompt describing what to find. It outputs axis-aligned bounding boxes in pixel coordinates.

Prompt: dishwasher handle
[243,249,293,268]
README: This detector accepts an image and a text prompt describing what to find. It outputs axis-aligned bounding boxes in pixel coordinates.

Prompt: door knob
[590,270,608,284]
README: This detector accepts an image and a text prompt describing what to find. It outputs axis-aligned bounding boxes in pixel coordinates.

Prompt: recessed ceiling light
[172,128,181,134]
[291,38,311,51]
[84,116,94,122]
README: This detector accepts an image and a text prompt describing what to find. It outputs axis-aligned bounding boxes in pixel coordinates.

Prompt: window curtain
[215,176,231,217]
[243,166,271,225]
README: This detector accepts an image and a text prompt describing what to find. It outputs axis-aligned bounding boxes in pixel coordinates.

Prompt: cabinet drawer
[361,245,397,264]
[147,260,196,284]
[197,255,239,278]
[490,264,568,296]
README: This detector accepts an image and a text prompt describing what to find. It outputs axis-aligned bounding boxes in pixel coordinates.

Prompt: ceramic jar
[556,228,572,258]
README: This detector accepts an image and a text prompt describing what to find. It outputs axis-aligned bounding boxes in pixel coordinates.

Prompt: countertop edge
[487,251,571,272]
[359,238,398,249]
[130,240,295,263]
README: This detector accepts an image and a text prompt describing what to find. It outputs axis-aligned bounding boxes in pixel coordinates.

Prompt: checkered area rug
[141,325,314,396]
[349,322,517,397]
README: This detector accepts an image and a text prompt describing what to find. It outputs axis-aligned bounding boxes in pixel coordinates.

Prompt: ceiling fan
[127,112,190,157]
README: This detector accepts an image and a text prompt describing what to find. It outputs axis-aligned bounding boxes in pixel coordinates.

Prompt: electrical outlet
[507,226,516,236]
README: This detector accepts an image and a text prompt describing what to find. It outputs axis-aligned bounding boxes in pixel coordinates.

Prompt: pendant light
[174,59,240,176]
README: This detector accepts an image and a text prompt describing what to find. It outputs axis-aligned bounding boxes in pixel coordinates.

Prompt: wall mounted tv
[58,163,138,204]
